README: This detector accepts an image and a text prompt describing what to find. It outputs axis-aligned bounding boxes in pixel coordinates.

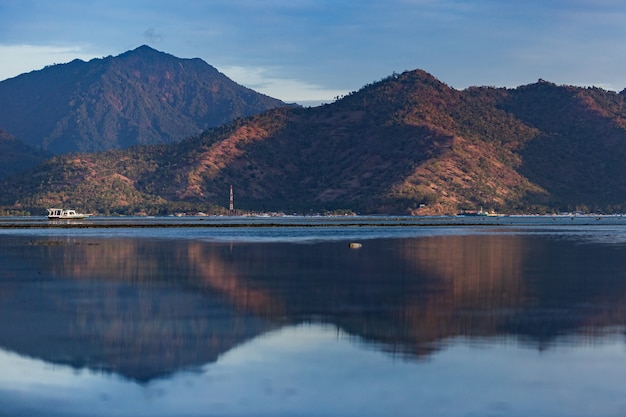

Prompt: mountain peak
[133,44,158,53]
[117,44,177,63]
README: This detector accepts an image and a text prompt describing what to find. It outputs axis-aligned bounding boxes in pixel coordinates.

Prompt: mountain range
[2,47,626,215]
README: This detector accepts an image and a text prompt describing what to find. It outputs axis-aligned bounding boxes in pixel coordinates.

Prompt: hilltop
[2,69,626,215]
[0,45,291,154]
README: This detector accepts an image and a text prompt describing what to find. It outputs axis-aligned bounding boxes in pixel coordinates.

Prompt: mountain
[2,70,626,215]
[0,45,291,154]
[0,128,51,180]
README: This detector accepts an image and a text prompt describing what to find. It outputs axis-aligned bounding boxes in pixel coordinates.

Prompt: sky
[2,0,626,105]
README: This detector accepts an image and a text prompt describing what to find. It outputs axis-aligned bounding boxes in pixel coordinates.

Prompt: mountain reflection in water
[1,231,626,382]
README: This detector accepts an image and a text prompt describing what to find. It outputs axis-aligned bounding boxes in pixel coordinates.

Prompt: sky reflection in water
[1,222,626,416]
[1,325,626,417]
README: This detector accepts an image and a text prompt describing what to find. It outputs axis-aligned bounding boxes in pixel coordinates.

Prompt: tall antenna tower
[229,184,234,214]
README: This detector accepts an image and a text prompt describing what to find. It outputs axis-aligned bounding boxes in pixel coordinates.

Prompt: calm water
[1,217,626,416]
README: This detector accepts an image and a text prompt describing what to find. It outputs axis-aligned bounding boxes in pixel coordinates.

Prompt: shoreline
[0,214,625,228]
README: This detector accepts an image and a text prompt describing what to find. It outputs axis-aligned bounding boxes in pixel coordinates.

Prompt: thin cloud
[143,29,163,44]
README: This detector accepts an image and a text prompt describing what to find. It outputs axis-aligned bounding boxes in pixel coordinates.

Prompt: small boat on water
[47,208,91,220]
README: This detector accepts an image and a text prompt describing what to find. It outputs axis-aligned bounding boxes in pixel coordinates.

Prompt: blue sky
[2,0,626,105]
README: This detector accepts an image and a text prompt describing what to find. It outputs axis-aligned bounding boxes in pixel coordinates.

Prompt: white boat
[47,208,91,220]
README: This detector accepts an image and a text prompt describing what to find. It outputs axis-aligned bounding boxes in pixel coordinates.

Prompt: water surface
[1,219,626,416]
